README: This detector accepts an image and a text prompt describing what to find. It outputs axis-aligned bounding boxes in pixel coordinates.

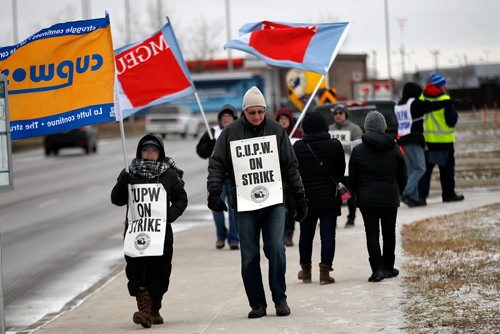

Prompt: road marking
[37,198,60,208]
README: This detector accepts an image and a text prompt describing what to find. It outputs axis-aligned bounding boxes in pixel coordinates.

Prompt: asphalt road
[0,135,210,331]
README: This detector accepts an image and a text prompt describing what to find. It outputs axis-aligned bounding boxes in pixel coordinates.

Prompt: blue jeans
[213,181,239,244]
[298,208,338,266]
[402,143,426,201]
[236,204,286,307]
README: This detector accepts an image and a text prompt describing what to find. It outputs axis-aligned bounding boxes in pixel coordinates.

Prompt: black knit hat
[136,134,165,159]
[301,112,329,133]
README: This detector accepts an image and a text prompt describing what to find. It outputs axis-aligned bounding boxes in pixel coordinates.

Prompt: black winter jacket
[111,168,187,224]
[293,135,345,212]
[349,131,407,208]
[207,115,305,208]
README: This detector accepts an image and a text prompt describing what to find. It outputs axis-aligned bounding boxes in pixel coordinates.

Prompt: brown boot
[297,263,312,283]
[133,288,152,328]
[151,296,164,324]
[319,263,335,285]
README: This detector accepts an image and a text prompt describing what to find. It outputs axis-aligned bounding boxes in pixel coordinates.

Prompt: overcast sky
[1,0,499,79]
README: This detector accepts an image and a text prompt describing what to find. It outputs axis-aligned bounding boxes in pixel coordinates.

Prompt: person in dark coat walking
[349,111,407,282]
[111,134,188,328]
[293,112,345,285]
[207,86,307,319]
[275,107,304,247]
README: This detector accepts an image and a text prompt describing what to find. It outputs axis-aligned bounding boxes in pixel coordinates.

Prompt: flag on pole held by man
[114,17,195,120]
[0,16,115,140]
[224,21,351,75]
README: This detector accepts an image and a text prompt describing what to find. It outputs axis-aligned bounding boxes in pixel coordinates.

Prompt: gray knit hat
[364,111,387,132]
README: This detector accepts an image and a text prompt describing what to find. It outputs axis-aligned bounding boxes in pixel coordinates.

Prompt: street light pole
[397,17,406,80]
[12,0,19,44]
[430,49,440,71]
[384,0,394,99]
[225,0,233,71]
[124,0,131,44]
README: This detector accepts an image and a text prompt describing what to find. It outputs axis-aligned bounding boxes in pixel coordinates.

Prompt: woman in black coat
[111,134,187,327]
[349,111,407,282]
[293,112,345,284]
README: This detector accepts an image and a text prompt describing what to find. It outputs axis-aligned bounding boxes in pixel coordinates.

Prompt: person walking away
[207,86,307,318]
[396,82,454,207]
[293,112,345,284]
[196,105,239,250]
[419,73,464,203]
[111,134,188,327]
[275,107,304,247]
[349,111,407,282]
[329,105,362,228]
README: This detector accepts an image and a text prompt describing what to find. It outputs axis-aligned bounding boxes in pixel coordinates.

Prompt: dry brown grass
[401,203,500,333]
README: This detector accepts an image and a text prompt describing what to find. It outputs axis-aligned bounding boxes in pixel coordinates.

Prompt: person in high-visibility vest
[395,82,453,207]
[418,73,464,203]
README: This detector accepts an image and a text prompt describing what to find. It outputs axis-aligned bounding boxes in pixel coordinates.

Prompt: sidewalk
[32,188,499,334]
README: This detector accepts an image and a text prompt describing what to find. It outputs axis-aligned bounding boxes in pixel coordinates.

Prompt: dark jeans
[236,204,286,307]
[359,207,398,273]
[419,148,457,200]
[213,181,239,244]
[298,208,338,266]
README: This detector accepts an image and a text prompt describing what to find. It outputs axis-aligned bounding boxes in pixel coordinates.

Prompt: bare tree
[183,16,223,61]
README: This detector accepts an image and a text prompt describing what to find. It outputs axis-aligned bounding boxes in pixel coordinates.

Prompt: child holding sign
[111,134,187,328]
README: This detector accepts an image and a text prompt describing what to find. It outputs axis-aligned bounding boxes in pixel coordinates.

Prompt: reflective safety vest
[422,94,455,143]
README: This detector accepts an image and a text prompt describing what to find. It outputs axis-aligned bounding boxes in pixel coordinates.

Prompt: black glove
[118,171,132,184]
[207,192,228,212]
[294,197,308,222]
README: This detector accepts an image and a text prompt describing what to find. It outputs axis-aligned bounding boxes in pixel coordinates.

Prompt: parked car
[145,105,201,139]
[43,125,98,156]
[314,100,398,138]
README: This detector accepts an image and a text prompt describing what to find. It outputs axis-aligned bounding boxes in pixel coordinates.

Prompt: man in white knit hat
[207,86,307,319]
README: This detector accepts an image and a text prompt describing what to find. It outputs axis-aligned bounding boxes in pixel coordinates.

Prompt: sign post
[0,74,12,333]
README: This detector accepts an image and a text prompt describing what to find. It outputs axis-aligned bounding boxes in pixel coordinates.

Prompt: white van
[145,105,201,138]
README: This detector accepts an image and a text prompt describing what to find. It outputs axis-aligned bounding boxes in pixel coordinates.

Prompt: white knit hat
[242,86,266,110]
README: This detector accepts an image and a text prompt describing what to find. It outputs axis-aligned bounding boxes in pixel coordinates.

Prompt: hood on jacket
[361,131,396,152]
[423,82,444,98]
[217,104,238,128]
[399,82,422,104]
[136,134,166,160]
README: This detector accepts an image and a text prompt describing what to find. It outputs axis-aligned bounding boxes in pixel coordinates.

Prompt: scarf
[129,156,176,179]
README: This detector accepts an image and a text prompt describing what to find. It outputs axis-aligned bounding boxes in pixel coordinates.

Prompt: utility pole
[81,0,91,19]
[225,0,233,71]
[12,0,19,43]
[124,0,131,44]
[430,49,440,71]
[384,0,394,99]
[397,17,406,80]
[372,50,378,79]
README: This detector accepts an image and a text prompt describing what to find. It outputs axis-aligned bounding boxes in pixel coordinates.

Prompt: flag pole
[289,74,325,138]
[119,117,129,173]
[114,73,129,173]
[194,91,213,140]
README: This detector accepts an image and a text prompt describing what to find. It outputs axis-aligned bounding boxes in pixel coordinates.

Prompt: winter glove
[294,197,308,222]
[207,192,228,212]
